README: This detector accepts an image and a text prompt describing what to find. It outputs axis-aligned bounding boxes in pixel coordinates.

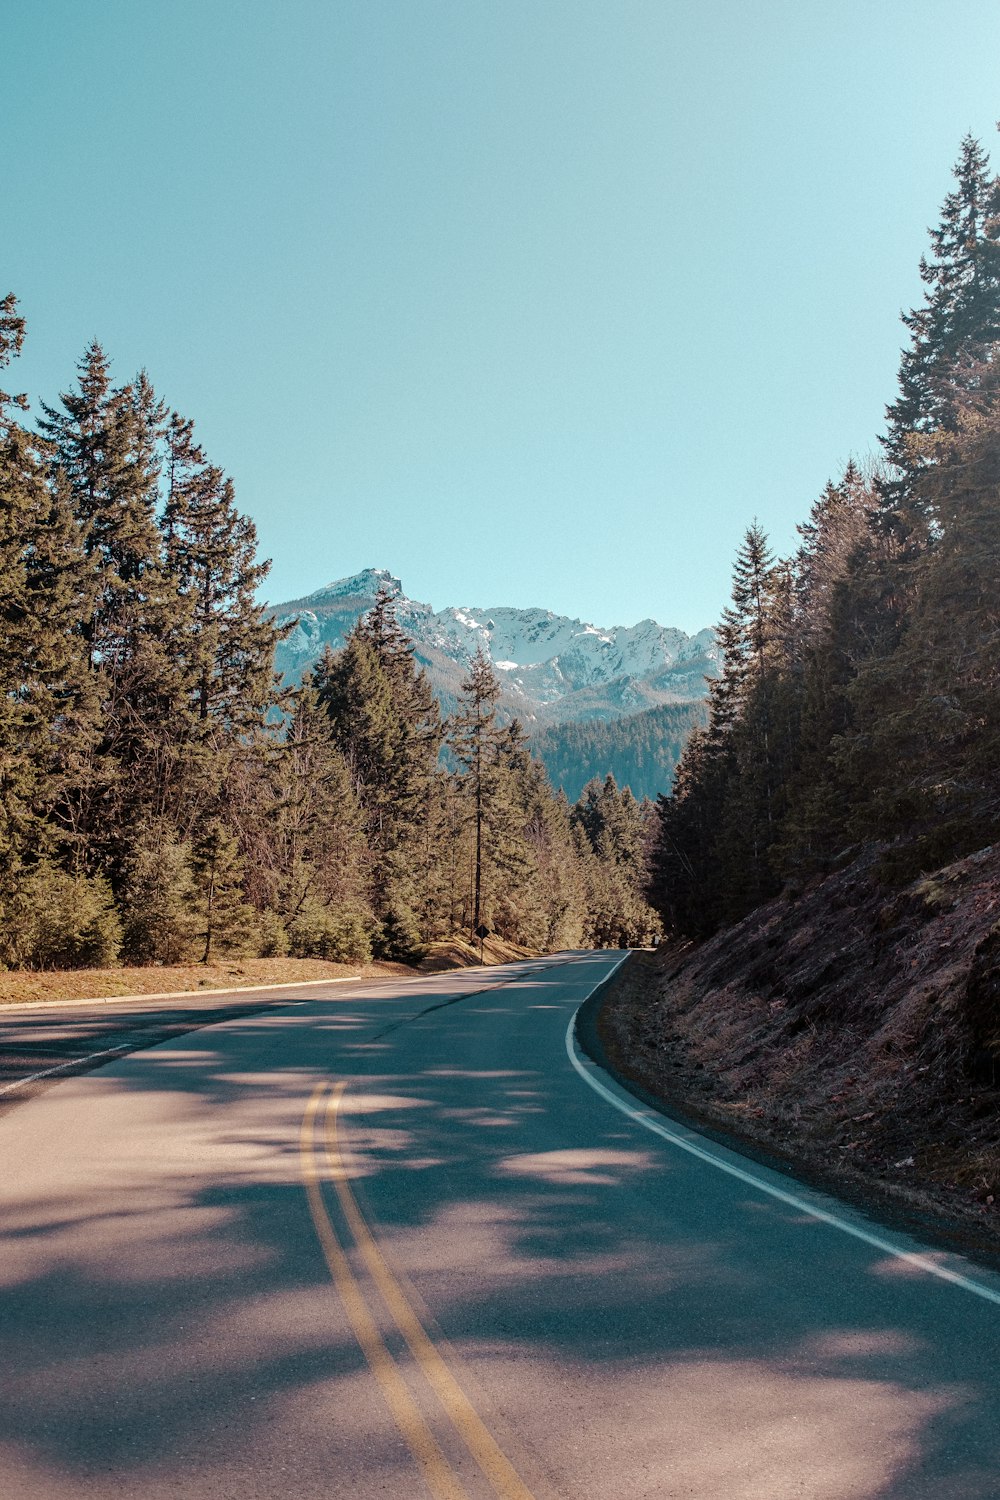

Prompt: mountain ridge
[272,568,717,724]
[269,569,717,800]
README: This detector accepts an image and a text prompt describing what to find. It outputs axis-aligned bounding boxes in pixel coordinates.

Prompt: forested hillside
[650,133,1000,939]
[0,307,659,971]
[531,700,708,803]
[633,133,1000,1222]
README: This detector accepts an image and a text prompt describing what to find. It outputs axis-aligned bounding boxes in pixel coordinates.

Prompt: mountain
[271,569,717,799]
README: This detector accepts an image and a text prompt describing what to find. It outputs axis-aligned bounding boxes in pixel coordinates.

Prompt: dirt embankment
[418,933,538,971]
[599,844,1000,1263]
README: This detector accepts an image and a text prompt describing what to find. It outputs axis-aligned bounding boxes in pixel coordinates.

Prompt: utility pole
[453,645,499,961]
[473,687,483,934]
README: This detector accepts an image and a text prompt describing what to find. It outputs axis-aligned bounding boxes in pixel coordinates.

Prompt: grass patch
[0,955,415,1007]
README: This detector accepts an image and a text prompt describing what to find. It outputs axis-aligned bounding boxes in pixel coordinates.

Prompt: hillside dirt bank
[597,844,1000,1269]
[0,955,415,1007]
[418,933,538,971]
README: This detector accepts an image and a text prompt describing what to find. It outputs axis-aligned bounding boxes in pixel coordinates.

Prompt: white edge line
[0,1044,134,1098]
[566,994,1000,1310]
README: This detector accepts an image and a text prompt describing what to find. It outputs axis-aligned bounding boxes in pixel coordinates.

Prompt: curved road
[2,952,999,1499]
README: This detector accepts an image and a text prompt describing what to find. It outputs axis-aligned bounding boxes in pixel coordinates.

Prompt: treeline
[0,310,659,968]
[532,700,709,804]
[650,134,1000,936]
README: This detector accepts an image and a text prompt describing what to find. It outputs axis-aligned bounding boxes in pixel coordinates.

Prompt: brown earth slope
[418,933,538,971]
[599,843,1000,1264]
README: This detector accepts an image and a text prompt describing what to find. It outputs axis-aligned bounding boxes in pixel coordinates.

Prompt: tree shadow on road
[0,971,996,1498]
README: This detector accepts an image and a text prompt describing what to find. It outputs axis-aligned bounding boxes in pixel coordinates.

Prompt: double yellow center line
[300,1082,536,1500]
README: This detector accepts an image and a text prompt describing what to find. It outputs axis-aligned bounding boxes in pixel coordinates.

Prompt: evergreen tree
[38,346,191,868]
[574,775,661,947]
[842,367,1000,864]
[774,464,884,874]
[883,135,1000,519]
[40,346,169,660]
[317,590,442,956]
[162,412,284,731]
[119,820,198,964]
[190,819,256,963]
[245,677,373,955]
[0,299,96,901]
[450,645,502,936]
[1,862,122,970]
[650,524,796,931]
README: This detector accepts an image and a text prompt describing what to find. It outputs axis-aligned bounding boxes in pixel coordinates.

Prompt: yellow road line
[300,1085,467,1500]
[325,1083,537,1500]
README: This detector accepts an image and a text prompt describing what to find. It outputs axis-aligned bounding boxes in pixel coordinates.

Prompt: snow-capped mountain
[272,568,717,728]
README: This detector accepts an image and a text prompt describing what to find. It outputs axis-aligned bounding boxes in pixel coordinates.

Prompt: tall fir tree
[38,346,191,869]
[317,589,441,957]
[0,298,96,897]
[162,412,284,733]
[450,645,502,936]
[883,135,1000,525]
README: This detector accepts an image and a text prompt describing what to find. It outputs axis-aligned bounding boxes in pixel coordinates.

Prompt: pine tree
[119,820,198,964]
[38,347,191,868]
[841,368,1000,865]
[40,346,168,660]
[190,819,256,963]
[450,645,502,936]
[243,677,373,954]
[649,524,793,933]
[774,464,884,874]
[0,298,96,912]
[317,592,442,956]
[573,775,660,947]
[162,412,284,732]
[883,135,1000,518]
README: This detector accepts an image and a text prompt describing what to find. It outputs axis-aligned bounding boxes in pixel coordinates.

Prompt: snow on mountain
[271,569,718,727]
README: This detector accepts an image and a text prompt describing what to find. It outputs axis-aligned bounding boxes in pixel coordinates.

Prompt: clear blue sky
[6,1,1000,632]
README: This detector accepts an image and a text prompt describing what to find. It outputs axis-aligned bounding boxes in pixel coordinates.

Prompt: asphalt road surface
[2,952,1000,1499]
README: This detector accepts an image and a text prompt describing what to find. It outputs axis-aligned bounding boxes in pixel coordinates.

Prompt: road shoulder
[584,951,1000,1275]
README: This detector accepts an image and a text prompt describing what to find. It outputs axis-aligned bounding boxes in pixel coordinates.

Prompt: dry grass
[0,955,415,1007]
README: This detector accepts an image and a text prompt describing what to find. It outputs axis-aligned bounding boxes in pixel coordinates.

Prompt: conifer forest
[648,133,1000,940]
[5,129,1000,978]
[0,314,659,970]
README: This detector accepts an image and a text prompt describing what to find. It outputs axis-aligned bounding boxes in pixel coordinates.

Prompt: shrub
[120,823,198,964]
[287,899,374,964]
[189,821,257,962]
[374,898,424,963]
[0,863,122,970]
[257,908,290,958]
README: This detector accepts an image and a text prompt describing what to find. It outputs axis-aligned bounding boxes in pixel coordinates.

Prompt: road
[2,951,999,1499]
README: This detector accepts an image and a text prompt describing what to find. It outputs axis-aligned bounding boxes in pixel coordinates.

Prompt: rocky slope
[598,843,1000,1263]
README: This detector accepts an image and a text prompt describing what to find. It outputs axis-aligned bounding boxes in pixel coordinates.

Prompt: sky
[5,1,1000,633]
